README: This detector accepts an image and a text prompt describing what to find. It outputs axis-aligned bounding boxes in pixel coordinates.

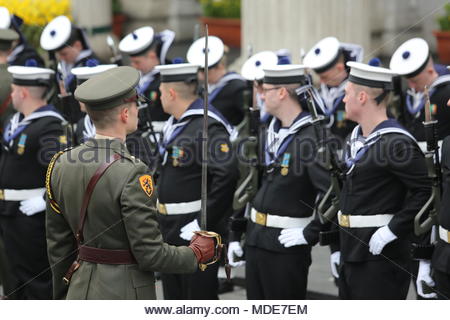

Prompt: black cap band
[263,75,308,85]
[314,49,342,74]
[12,78,51,87]
[160,73,197,83]
[348,74,393,90]
[405,52,430,79]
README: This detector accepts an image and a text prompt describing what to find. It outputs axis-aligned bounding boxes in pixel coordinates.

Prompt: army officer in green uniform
[46,66,217,300]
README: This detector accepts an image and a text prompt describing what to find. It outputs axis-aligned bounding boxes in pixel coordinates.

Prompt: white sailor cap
[72,64,118,85]
[389,38,430,78]
[241,51,278,81]
[263,64,308,85]
[8,65,54,87]
[155,63,199,83]
[119,26,154,56]
[119,27,175,63]
[0,7,11,29]
[40,15,74,51]
[304,37,341,73]
[347,61,396,90]
[187,36,224,69]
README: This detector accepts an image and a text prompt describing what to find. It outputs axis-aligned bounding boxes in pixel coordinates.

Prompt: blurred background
[1,0,450,69]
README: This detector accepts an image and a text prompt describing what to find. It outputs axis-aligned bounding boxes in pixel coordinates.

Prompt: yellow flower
[0,0,71,26]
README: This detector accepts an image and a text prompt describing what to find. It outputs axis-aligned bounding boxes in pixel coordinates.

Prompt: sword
[194,27,229,279]
[200,27,209,231]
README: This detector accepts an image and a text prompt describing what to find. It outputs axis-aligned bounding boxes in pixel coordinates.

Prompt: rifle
[414,86,440,236]
[48,51,74,146]
[301,86,343,223]
[136,98,160,173]
[106,35,123,66]
[232,81,260,210]
[232,45,261,210]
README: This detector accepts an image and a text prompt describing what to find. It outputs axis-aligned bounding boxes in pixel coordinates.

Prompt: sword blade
[201,26,209,230]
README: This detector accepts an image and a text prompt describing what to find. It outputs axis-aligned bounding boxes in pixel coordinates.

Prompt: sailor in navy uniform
[187,36,247,126]
[0,7,45,67]
[335,62,431,299]
[241,50,278,124]
[155,63,239,299]
[71,64,117,145]
[435,91,450,299]
[227,64,331,299]
[40,15,100,123]
[119,26,175,165]
[304,37,363,142]
[0,66,67,299]
[390,38,450,149]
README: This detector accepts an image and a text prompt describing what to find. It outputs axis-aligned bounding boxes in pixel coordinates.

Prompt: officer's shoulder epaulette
[116,152,144,166]
[45,147,73,214]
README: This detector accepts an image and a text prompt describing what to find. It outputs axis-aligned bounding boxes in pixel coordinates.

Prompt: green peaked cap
[75,66,140,110]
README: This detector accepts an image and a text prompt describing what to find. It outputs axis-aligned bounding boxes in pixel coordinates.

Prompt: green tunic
[46,138,197,299]
[0,63,13,129]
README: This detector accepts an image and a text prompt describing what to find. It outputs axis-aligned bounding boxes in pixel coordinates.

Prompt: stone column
[71,0,113,62]
[240,0,371,66]
[119,0,201,41]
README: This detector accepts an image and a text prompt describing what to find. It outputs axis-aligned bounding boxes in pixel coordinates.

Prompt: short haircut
[86,102,132,130]
[27,86,48,100]
[165,81,198,100]
[283,83,302,102]
[353,83,391,106]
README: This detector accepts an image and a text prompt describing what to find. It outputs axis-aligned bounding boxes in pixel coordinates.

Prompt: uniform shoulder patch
[139,175,154,198]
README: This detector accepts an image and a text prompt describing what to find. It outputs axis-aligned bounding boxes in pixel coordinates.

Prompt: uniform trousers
[0,211,52,299]
[338,259,410,299]
[0,236,19,298]
[245,245,311,300]
[434,269,450,300]
[161,262,219,299]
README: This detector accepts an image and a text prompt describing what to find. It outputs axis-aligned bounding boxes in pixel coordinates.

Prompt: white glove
[330,251,341,278]
[278,227,308,248]
[368,226,397,255]
[19,196,46,216]
[227,241,245,267]
[416,260,437,299]
[179,219,200,241]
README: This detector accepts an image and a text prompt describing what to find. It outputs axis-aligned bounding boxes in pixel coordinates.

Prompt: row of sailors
[0,10,449,300]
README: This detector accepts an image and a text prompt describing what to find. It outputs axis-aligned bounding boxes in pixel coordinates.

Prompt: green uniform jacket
[0,64,13,130]
[46,138,197,300]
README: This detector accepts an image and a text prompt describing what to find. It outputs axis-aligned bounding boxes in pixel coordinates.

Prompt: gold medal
[173,159,179,167]
[281,167,289,176]
[17,146,25,155]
